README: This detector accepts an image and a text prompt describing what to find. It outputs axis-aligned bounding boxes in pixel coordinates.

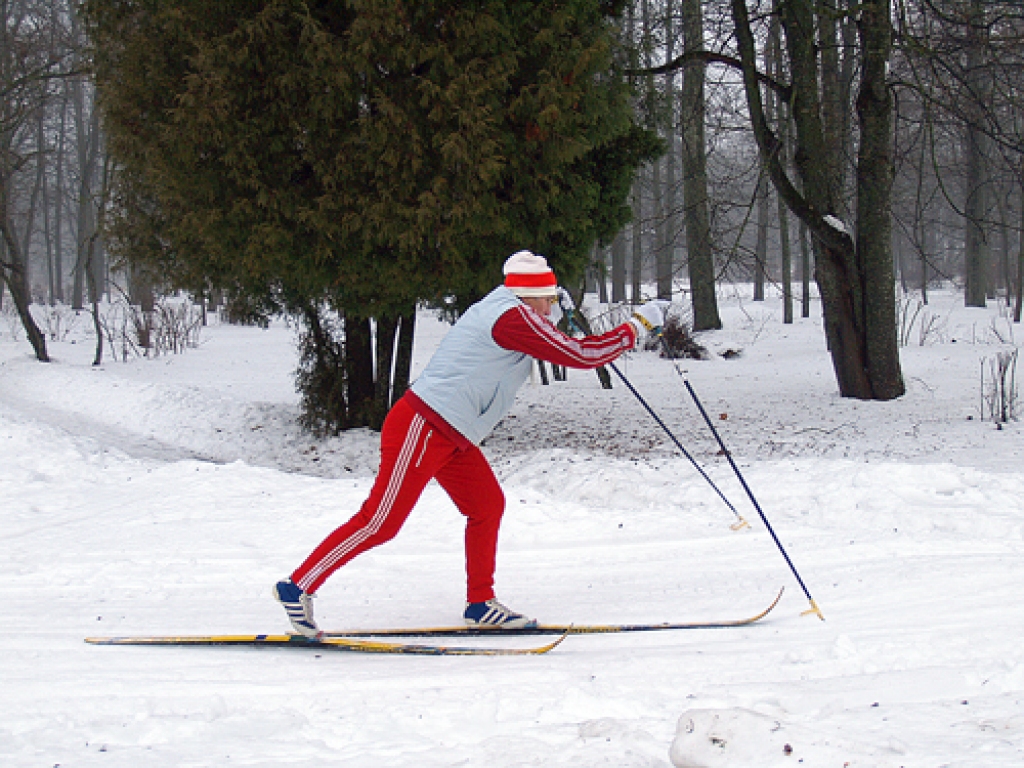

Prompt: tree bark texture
[963,0,991,308]
[680,0,721,330]
[0,204,49,361]
[731,0,904,400]
[855,0,904,399]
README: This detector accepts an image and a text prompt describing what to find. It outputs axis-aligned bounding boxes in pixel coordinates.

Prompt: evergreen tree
[84,0,658,429]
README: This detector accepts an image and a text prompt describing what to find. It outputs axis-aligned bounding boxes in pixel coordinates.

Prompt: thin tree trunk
[374,314,398,421]
[631,178,643,302]
[611,230,626,303]
[0,224,49,361]
[662,0,678,301]
[344,314,376,429]
[997,190,1011,308]
[963,0,990,308]
[595,246,609,303]
[88,149,114,365]
[43,128,55,305]
[754,169,768,301]
[1016,174,1023,323]
[653,156,671,299]
[779,198,793,323]
[54,85,68,303]
[800,220,811,318]
[771,12,792,323]
[625,1,643,306]
[393,305,416,401]
[86,231,104,366]
[914,114,930,304]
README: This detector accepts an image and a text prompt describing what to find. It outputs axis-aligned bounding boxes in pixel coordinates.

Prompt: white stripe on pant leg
[298,415,423,590]
[298,415,426,590]
[299,415,424,588]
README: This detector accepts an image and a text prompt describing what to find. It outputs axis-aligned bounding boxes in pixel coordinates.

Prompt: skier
[275,250,666,636]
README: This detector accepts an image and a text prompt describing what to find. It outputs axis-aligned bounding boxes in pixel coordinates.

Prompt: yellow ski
[85,630,568,656]
[323,588,784,638]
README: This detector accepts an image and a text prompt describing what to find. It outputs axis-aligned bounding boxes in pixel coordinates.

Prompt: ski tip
[544,627,572,652]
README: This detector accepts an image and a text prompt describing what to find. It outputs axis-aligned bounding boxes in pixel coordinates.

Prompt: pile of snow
[2,288,1022,767]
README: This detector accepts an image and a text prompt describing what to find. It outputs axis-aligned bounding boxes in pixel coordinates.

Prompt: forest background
[2,0,1022,431]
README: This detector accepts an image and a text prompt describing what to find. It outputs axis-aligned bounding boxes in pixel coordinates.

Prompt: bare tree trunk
[72,56,103,311]
[771,12,793,324]
[662,0,678,300]
[625,1,643,305]
[641,0,669,302]
[963,0,991,308]
[800,220,811,318]
[680,0,721,330]
[393,305,416,401]
[21,110,46,301]
[53,93,67,304]
[611,230,626,303]
[855,0,903,398]
[653,155,671,299]
[664,139,677,298]
[754,169,768,301]
[631,179,643,302]
[374,314,398,417]
[913,112,930,304]
[42,112,55,305]
[779,198,793,323]
[1017,174,1023,323]
[595,246,609,303]
[731,0,904,400]
[344,314,376,428]
[964,129,990,307]
[754,8,778,305]
[87,149,114,365]
[86,228,104,366]
[997,189,1011,308]
[0,224,49,361]
[818,0,844,214]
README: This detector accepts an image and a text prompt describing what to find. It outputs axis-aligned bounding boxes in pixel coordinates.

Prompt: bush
[645,311,708,360]
[221,293,271,328]
[981,349,1020,424]
[295,312,348,437]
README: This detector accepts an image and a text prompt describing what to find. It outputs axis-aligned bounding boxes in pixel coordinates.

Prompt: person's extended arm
[491,304,636,369]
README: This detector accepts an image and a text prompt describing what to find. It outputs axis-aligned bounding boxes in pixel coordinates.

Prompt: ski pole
[654,330,824,621]
[557,295,748,530]
[607,358,751,530]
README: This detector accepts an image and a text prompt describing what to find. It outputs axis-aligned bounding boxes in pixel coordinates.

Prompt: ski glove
[630,301,669,336]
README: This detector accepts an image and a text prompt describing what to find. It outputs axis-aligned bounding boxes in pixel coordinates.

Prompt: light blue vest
[411,287,533,445]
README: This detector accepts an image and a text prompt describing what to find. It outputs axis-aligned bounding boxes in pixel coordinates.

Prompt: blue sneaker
[274,579,320,638]
[464,598,536,629]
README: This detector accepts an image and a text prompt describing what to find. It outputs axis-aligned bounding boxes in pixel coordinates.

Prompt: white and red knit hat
[503,250,559,298]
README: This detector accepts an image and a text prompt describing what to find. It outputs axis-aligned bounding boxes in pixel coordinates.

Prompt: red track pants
[291,397,505,603]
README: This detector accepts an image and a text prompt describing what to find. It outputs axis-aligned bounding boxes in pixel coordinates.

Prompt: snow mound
[669,707,904,768]
[670,708,789,767]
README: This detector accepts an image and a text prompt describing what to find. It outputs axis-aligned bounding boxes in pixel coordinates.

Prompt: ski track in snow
[2,290,1023,767]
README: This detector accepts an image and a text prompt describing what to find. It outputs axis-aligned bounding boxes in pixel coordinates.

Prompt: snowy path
[2,291,1023,766]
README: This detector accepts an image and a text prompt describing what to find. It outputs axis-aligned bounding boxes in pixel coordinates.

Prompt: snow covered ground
[1,287,1022,767]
